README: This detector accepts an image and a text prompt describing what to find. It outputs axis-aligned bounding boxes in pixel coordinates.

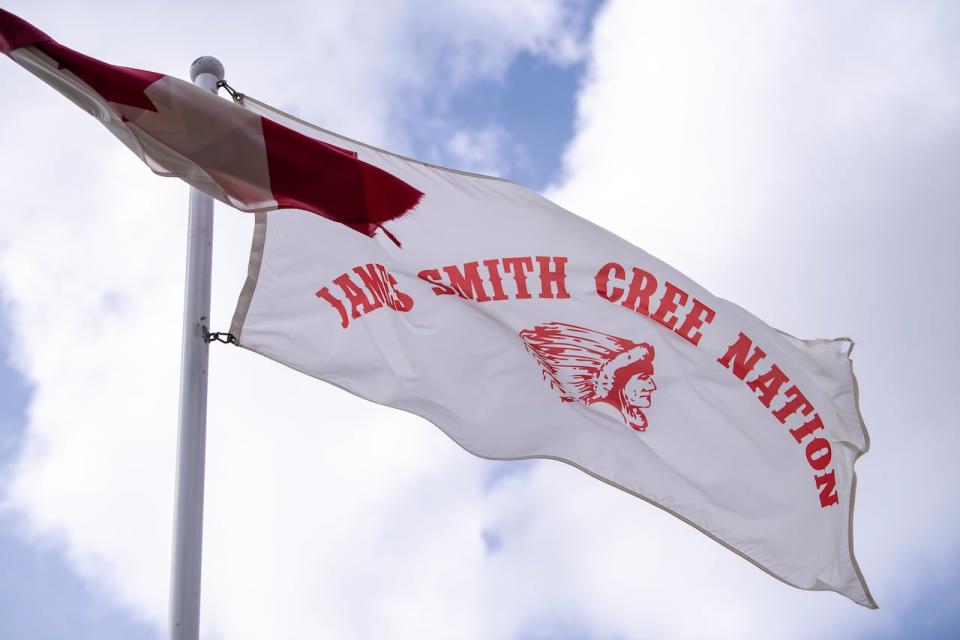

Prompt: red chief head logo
[520,322,658,431]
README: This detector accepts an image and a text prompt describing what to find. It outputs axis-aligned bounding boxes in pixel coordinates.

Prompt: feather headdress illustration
[520,322,657,431]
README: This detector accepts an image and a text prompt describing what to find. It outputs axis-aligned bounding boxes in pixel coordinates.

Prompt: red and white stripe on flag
[1,9,875,608]
[0,9,422,244]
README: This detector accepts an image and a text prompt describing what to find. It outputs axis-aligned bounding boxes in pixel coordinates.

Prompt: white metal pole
[169,55,224,640]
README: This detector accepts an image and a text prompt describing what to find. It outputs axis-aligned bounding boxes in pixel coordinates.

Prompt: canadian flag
[2,9,875,608]
[0,9,421,243]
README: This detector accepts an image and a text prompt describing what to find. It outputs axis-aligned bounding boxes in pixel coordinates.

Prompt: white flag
[230,97,875,608]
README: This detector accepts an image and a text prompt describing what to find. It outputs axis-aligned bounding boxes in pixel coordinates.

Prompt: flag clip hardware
[206,331,239,345]
[215,80,244,104]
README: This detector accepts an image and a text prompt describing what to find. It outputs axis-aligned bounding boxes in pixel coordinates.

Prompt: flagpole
[169,56,224,640]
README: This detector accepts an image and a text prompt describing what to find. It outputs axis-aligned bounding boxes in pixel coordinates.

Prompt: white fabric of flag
[231,97,874,608]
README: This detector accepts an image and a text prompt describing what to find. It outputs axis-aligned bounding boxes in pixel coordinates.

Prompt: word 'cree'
[717,332,839,508]
[595,262,717,346]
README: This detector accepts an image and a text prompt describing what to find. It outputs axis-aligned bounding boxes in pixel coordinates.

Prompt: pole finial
[189,56,224,82]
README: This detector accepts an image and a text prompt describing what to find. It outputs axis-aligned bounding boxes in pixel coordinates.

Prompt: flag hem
[775,332,877,608]
[230,212,269,339]
[832,339,877,608]
[847,344,878,607]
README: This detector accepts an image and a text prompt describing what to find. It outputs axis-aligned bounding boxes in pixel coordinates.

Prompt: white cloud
[2,1,959,639]
[444,125,518,176]
[547,0,960,637]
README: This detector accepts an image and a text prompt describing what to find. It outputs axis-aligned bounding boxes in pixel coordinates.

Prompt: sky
[0,1,958,639]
